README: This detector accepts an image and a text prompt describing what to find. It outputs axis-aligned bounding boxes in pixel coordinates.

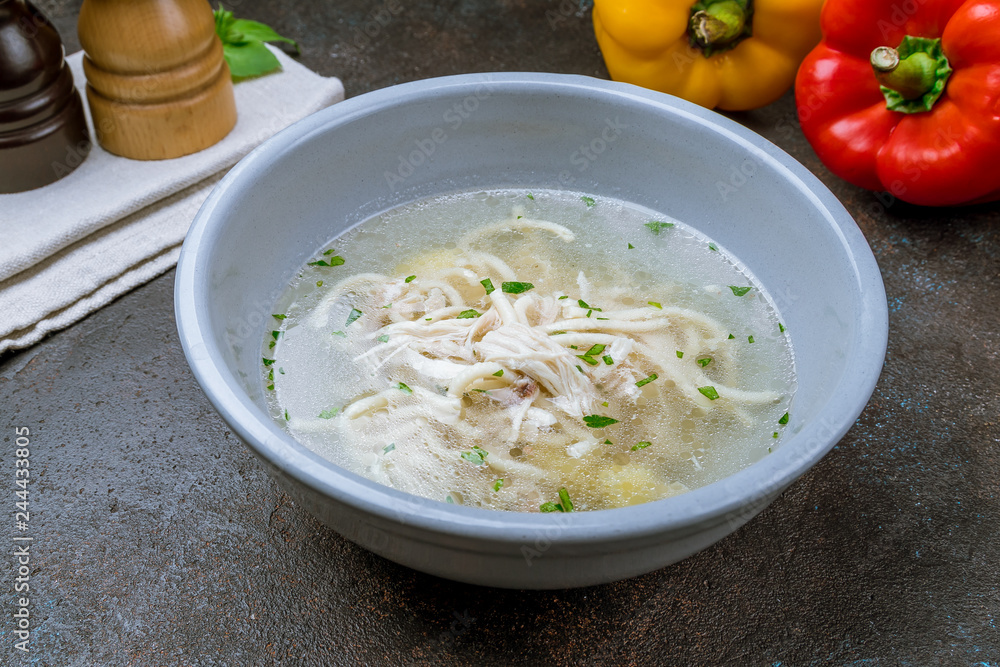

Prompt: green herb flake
[603,355,614,365]
[569,345,578,350]
[697,357,712,367]
[581,196,596,208]
[578,299,591,309]
[648,301,662,309]
[597,317,610,320]
[628,243,635,249]
[461,445,488,466]
[576,365,584,374]
[558,295,569,300]
[709,242,718,251]
[318,408,339,419]
[278,367,285,375]
[316,281,323,287]
[493,478,504,492]
[773,432,779,439]
[729,285,753,297]
[331,330,347,338]
[728,333,735,339]
[502,281,534,294]
[267,369,274,382]
[272,314,287,320]
[768,446,773,453]
[779,322,786,333]
[268,341,275,350]
[631,441,652,451]
[517,215,523,220]
[446,495,455,504]
[698,385,720,400]
[481,278,495,295]
[748,335,755,344]
[323,248,337,256]
[397,382,413,395]
[550,331,567,336]
[492,369,504,377]
[635,373,658,388]
[577,355,600,366]
[527,193,535,200]
[262,358,276,366]
[383,303,392,309]
[586,310,593,318]
[558,487,574,512]
[384,443,396,454]
[405,275,416,283]
[539,501,561,513]
[376,334,390,343]
[676,350,684,359]
[345,308,363,327]
[601,401,609,407]
[779,412,789,425]
[585,344,606,357]
[267,383,274,391]
[583,415,619,428]
[644,220,675,235]
[603,439,613,445]
[270,330,281,341]
[307,255,345,267]
[457,309,482,319]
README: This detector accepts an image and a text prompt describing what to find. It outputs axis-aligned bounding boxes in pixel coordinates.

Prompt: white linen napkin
[0,47,344,354]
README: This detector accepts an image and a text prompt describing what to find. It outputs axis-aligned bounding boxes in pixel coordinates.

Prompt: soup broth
[263,189,795,512]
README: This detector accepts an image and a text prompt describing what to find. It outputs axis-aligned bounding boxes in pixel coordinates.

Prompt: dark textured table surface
[3,1,999,665]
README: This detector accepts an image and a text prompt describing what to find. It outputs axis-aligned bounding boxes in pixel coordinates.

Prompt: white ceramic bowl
[175,73,888,589]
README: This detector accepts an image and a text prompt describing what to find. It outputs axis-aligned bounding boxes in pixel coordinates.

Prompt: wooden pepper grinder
[77,0,237,160]
[0,0,91,193]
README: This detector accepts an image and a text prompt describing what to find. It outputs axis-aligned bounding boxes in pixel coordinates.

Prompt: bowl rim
[175,72,888,547]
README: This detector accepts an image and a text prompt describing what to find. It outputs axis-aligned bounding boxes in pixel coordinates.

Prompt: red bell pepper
[795,0,1000,206]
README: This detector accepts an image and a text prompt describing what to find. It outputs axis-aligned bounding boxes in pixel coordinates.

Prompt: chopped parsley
[569,345,578,350]
[601,401,609,407]
[517,215,523,220]
[779,412,789,425]
[635,373,658,388]
[345,308,363,327]
[267,369,274,382]
[457,309,482,319]
[697,357,712,367]
[318,408,339,419]
[384,442,396,454]
[728,333,735,339]
[284,409,289,421]
[272,314,286,320]
[779,323,786,332]
[603,355,614,365]
[376,334,390,343]
[729,285,752,296]
[676,351,684,359]
[603,439,613,445]
[316,281,323,287]
[331,330,346,337]
[323,249,337,256]
[648,301,662,309]
[540,502,561,513]
[262,358,276,366]
[396,382,413,394]
[628,243,635,249]
[502,281,534,294]
[708,242,718,251]
[404,275,416,283]
[481,278,495,295]
[748,335,755,343]
[270,330,281,341]
[558,295,569,300]
[527,193,535,200]
[492,369,504,377]
[493,478,504,492]
[307,255,345,267]
[773,432,779,439]
[698,386,720,400]
[644,220,675,235]
[461,445,488,465]
[583,415,618,428]
[631,441,652,451]
[581,196,595,208]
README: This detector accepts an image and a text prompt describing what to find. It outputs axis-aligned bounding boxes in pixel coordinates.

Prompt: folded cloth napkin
[0,47,344,354]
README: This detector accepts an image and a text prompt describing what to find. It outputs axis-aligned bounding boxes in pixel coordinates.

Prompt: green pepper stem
[691,0,747,46]
[871,46,939,100]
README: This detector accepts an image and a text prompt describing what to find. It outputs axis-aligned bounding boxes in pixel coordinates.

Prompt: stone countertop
[3,1,998,664]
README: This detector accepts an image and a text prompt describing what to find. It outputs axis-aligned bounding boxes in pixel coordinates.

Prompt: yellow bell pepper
[593,0,824,110]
